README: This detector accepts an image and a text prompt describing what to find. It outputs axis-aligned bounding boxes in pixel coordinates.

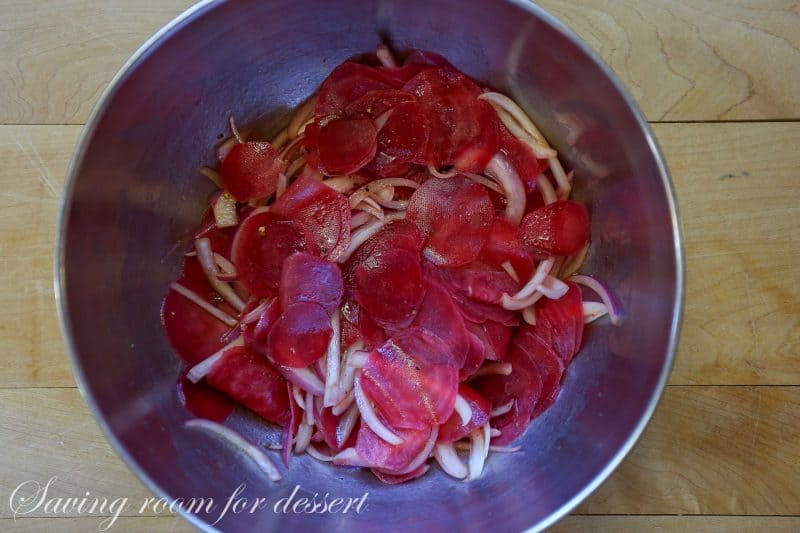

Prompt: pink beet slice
[353,247,425,329]
[281,382,302,466]
[499,124,548,192]
[313,397,356,451]
[221,141,286,202]
[205,345,290,425]
[279,252,343,316]
[231,210,319,298]
[360,327,459,430]
[407,176,494,267]
[356,423,432,472]
[344,88,416,119]
[315,62,397,123]
[528,281,585,364]
[438,384,491,443]
[316,117,377,176]
[242,298,281,356]
[465,320,512,362]
[371,464,429,484]
[162,257,233,365]
[460,331,486,381]
[271,174,351,260]
[520,200,591,257]
[517,329,566,418]
[267,301,332,368]
[479,217,535,282]
[410,279,470,367]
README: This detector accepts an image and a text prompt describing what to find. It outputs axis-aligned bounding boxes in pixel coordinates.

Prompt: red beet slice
[465,320,512,362]
[471,333,544,445]
[268,301,333,368]
[206,345,290,425]
[374,101,430,164]
[460,331,486,380]
[371,464,428,484]
[243,298,281,356]
[438,384,491,443]
[353,247,425,329]
[220,141,286,202]
[517,329,565,418]
[499,124,548,192]
[479,218,535,282]
[315,62,396,123]
[279,252,343,316]
[410,280,470,367]
[313,397,356,451]
[360,327,459,429]
[281,382,302,466]
[231,210,319,298]
[407,176,494,267]
[271,174,351,260]
[520,200,591,257]
[356,423,432,472]
[178,373,235,423]
[316,117,378,176]
[404,50,458,70]
[529,281,584,364]
[344,89,416,119]
[162,257,232,365]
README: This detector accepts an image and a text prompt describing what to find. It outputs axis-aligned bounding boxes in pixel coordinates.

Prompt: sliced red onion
[486,152,526,225]
[214,252,237,276]
[479,93,550,146]
[434,443,467,479]
[335,402,360,449]
[454,394,473,425]
[489,445,522,453]
[168,282,238,327]
[395,426,438,475]
[306,445,334,462]
[349,188,370,209]
[491,400,514,417]
[583,301,609,324]
[468,429,486,480]
[304,390,315,426]
[361,195,383,214]
[373,197,408,211]
[266,442,283,450]
[217,137,237,162]
[241,299,268,325]
[279,132,305,160]
[278,365,325,396]
[323,175,367,193]
[353,200,384,221]
[288,96,317,140]
[184,419,281,481]
[465,172,503,194]
[229,115,244,144]
[195,238,245,312]
[559,243,590,279]
[536,174,557,205]
[200,166,223,188]
[332,447,371,467]
[332,388,355,416]
[276,173,288,199]
[337,211,405,263]
[500,261,520,283]
[338,341,365,399]
[549,157,571,198]
[522,306,537,325]
[271,128,289,150]
[292,385,306,411]
[354,374,404,445]
[482,423,491,458]
[428,165,458,179]
[294,423,313,453]
[349,210,375,230]
[184,250,197,257]
[538,275,569,300]
[348,351,370,369]
[489,428,502,438]
[471,362,512,379]
[570,275,622,325]
[559,170,575,200]
[509,257,555,301]
[323,312,342,407]
[376,43,397,68]
[186,336,245,383]
[286,156,307,178]
[366,178,421,191]
[374,109,394,132]
[373,186,394,202]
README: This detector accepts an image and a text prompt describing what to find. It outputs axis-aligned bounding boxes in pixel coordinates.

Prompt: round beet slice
[519,200,590,257]
[479,217,535,282]
[499,124,548,191]
[407,176,494,267]
[267,301,332,368]
[315,62,396,123]
[317,117,378,176]
[279,252,343,316]
[221,141,286,202]
[353,247,425,329]
[460,331,486,380]
[356,423,432,472]
[516,330,566,419]
[344,88,416,119]
[410,280,470,367]
[527,281,584,365]
[438,384,491,443]
[374,101,430,166]
[231,210,319,298]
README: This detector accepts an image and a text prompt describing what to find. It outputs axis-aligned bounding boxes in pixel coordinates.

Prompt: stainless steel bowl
[56,0,683,531]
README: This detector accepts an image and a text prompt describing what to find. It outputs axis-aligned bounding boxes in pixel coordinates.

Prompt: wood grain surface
[0,0,798,531]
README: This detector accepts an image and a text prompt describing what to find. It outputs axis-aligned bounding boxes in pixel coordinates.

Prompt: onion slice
[305,445,333,462]
[491,400,514,417]
[537,174,557,205]
[465,172,503,194]
[168,282,238,327]
[337,211,405,263]
[508,257,555,301]
[294,423,313,453]
[454,394,473,426]
[559,243,590,279]
[200,167,223,188]
[332,388,355,416]
[186,336,245,383]
[485,152,526,225]
[471,362,512,378]
[185,419,281,481]
[583,301,609,324]
[394,426,438,475]
[434,443,467,479]
[336,403,360,449]
[354,374,404,445]
[323,312,342,407]
[288,96,317,140]
[467,429,486,480]
[195,238,245,312]
[332,447,370,467]
[570,275,622,325]
[537,275,569,300]
[376,43,397,68]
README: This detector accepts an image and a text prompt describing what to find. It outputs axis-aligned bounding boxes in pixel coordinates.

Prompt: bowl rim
[54,0,685,531]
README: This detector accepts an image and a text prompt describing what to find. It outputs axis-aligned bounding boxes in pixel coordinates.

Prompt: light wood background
[1,0,798,531]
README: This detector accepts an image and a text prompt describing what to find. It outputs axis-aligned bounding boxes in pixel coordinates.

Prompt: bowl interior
[58,0,682,531]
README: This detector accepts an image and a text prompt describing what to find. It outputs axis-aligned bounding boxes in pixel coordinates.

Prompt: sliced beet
[465,320,512,362]
[407,176,494,267]
[471,333,544,445]
[315,62,396,123]
[243,298,281,356]
[353,247,425,329]
[438,384,491,443]
[460,331,486,381]
[528,281,584,364]
[374,101,430,165]
[313,397,356,451]
[410,280,470,367]
[267,301,332,368]
[279,252,343,316]
[499,124,548,192]
[517,329,565,418]
[316,117,377,176]
[162,257,232,365]
[360,328,459,429]
[281,382,302,466]
[178,373,235,423]
[221,141,286,202]
[344,88,416,119]
[520,200,591,257]
[356,423,432,472]
[231,210,319,298]
[194,211,236,256]
[271,174,351,260]
[479,217,535,282]
[205,345,290,425]
[371,464,428,484]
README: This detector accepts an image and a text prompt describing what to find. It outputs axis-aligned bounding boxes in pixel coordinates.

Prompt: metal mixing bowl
[56,0,683,531]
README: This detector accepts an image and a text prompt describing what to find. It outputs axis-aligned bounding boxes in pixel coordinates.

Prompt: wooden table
[1,1,798,531]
